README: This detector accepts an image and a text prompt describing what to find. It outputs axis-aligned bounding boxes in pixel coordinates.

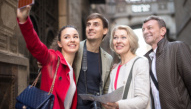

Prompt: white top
[149,48,161,109]
[108,56,151,109]
[64,61,76,109]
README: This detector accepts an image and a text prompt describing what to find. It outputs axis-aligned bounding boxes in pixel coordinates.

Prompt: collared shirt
[149,48,161,109]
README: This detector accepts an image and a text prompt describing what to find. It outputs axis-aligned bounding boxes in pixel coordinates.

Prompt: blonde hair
[110,25,139,54]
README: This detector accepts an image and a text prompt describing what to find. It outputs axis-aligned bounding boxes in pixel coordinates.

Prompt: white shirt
[149,48,161,109]
[64,61,76,109]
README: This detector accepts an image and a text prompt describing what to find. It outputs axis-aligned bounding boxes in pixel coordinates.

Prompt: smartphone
[18,0,35,9]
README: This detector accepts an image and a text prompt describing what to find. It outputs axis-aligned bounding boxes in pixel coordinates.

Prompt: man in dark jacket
[142,15,191,109]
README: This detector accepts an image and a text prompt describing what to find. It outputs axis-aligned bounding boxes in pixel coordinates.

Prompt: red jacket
[18,17,77,109]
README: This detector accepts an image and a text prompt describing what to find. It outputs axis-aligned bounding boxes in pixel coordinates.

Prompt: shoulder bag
[123,57,141,99]
[15,57,60,109]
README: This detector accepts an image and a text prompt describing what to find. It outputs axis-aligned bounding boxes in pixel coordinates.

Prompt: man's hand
[17,5,31,24]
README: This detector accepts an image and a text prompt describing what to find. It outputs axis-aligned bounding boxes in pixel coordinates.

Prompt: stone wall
[0,0,29,108]
[0,0,91,107]
[68,0,82,39]
[59,0,90,40]
[174,0,191,47]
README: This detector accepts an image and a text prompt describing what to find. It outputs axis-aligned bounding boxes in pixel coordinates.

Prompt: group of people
[17,5,191,109]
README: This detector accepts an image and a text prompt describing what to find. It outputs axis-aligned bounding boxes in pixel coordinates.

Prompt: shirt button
[123,81,126,84]
[59,76,62,80]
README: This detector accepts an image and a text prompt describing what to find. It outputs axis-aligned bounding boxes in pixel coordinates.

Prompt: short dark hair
[143,15,166,28]
[86,13,109,38]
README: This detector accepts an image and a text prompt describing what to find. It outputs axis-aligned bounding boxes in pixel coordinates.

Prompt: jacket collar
[74,40,108,84]
[145,49,153,60]
[74,40,85,83]
[156,38,168,54]
[145,38,168,59]
[56,50,68,66]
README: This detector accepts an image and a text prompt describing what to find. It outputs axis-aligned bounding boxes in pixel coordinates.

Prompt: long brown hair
[49,25,78,51]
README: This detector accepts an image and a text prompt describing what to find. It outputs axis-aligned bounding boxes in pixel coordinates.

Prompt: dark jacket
[145,38,191,109]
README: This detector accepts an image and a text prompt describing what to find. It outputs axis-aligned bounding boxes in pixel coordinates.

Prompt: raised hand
[17,5,31,23]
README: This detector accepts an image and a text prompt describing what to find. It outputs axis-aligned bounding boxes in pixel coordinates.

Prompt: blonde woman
[103,25,151,109]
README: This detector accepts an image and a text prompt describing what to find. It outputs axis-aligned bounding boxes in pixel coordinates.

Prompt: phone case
[18,0,34,9]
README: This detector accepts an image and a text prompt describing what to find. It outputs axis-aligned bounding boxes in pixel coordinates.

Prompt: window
[132,4,151,12]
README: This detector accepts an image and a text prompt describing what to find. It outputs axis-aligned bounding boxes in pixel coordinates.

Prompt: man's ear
[160,27,167,37]
[103,28,108,36]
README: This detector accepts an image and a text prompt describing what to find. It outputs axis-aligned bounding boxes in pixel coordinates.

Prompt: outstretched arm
[17,6,50,65]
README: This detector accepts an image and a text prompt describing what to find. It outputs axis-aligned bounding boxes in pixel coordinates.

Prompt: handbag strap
[48,57,60,94]
[123,57,141,99]
[31,57,60,95]
[150,69,159,90]
[31,68,42,87]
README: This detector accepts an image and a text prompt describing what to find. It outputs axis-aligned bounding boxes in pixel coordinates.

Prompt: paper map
[79,86,124,104]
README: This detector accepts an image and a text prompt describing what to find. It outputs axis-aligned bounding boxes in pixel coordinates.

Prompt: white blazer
[108,56,151,109]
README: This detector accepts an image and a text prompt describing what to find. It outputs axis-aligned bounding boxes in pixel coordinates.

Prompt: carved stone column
[0,0,29,108]
[59,0,68,29]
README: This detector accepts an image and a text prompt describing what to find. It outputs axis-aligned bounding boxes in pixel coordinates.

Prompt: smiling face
[58,27,80,54]
[112,29,131,56]
[142,20,166,49]
[86,18,108,41]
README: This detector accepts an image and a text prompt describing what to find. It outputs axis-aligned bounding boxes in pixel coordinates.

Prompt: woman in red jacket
[17,6,79,109]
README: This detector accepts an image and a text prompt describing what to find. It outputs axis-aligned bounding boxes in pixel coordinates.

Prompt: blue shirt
[77,50,102,109]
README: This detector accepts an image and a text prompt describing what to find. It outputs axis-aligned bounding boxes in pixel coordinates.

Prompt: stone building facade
[0,0,29,108]
[0,0,90,108]
[174,0,191,48]
[2,0,191,108]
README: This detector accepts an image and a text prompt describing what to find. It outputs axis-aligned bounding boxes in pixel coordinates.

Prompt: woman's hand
[37,61,42,69]
[17,5,31,24]
[102,102,119,109]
